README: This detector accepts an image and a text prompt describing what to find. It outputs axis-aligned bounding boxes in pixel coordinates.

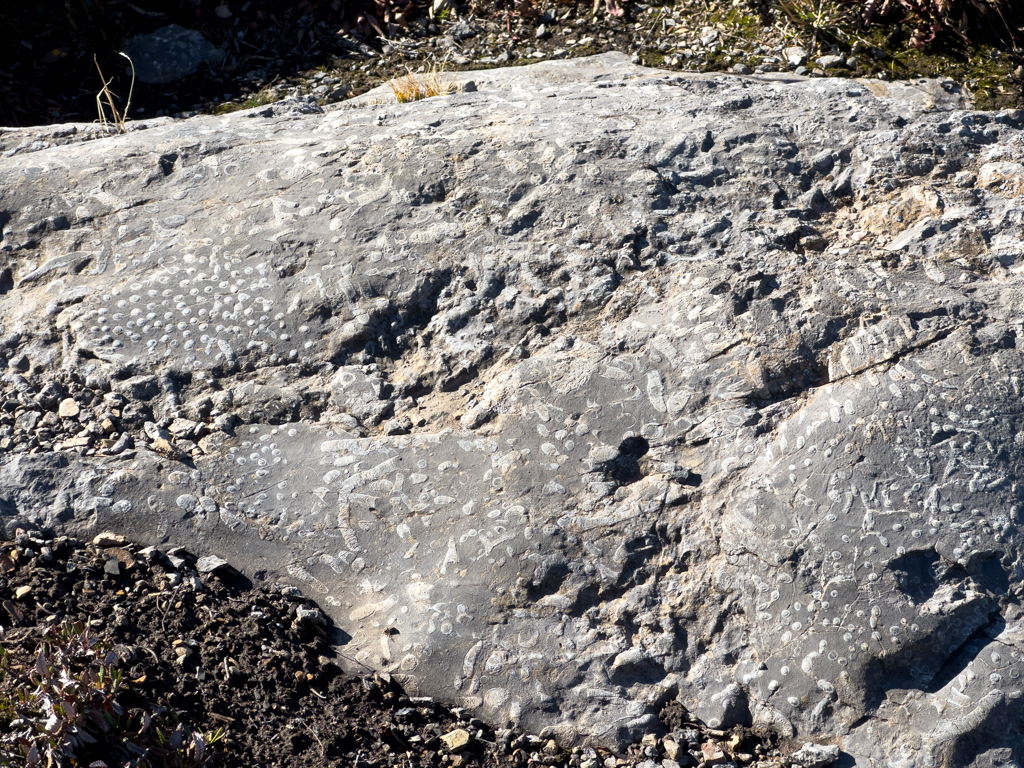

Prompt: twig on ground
[641,7,668,46]
[300,719,327,758]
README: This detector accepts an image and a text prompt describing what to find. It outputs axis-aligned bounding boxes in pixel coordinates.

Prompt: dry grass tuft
[94,52,135,134]
[388,66,458,103]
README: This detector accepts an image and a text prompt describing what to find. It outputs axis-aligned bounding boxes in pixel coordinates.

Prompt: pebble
[93,532,128,546]
[150,436,181,456]
[212,413,236,431]
[144,421,173,442]
[294,604,327,627]
[449,21,479,40]
[441,728,471,752]
[816,54,845,68]
[196,555,230,573]
[110,432,134,454]
[14,410,40,431]
[105,547,136,570]
[788,742,841,768]
[85,372,109,391]
[460,405,493,430]
[381,416,410,435]
[701,742,727,765]
[663,740,683,760]
[169,418,201,437]
[57,398,80,418]
[166,553,188,569]
[955,171,977,188]
[785,46,808,66]
[103,392,127,406]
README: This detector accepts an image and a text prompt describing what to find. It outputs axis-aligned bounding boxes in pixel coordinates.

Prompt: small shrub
[0,622,223,768]
[213,88,279,116]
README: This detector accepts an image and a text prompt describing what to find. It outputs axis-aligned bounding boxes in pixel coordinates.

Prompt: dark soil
[0,532,786,768]
[2,0,1022,128]
[3,0,629,127]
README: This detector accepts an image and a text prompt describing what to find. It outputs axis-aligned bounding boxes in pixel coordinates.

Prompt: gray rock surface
[2,52,1024,766]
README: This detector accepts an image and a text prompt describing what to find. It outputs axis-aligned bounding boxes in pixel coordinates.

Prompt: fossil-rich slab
[3,53,1024,766]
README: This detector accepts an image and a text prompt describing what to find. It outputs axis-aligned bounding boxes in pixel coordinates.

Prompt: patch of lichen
[581,41,602,56]
[0,644,13,730]
[643,50,668,69]
[213,93,277,116]
[703,49,733,71]
[644,0,769,48]
[858,27,1022,110]
[0,684,15,731]
[707,5,766,41]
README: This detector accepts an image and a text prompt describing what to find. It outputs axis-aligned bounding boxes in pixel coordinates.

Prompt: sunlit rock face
[3,52,1024,766]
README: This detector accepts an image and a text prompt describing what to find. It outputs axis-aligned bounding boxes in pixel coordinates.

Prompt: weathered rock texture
[2,53,1024,767]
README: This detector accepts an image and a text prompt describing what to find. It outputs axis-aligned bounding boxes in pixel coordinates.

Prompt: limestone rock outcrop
[2,53,1024,767]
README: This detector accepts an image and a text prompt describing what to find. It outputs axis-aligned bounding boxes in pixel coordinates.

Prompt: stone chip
[440,729,471,753]
[57,398,79,418]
